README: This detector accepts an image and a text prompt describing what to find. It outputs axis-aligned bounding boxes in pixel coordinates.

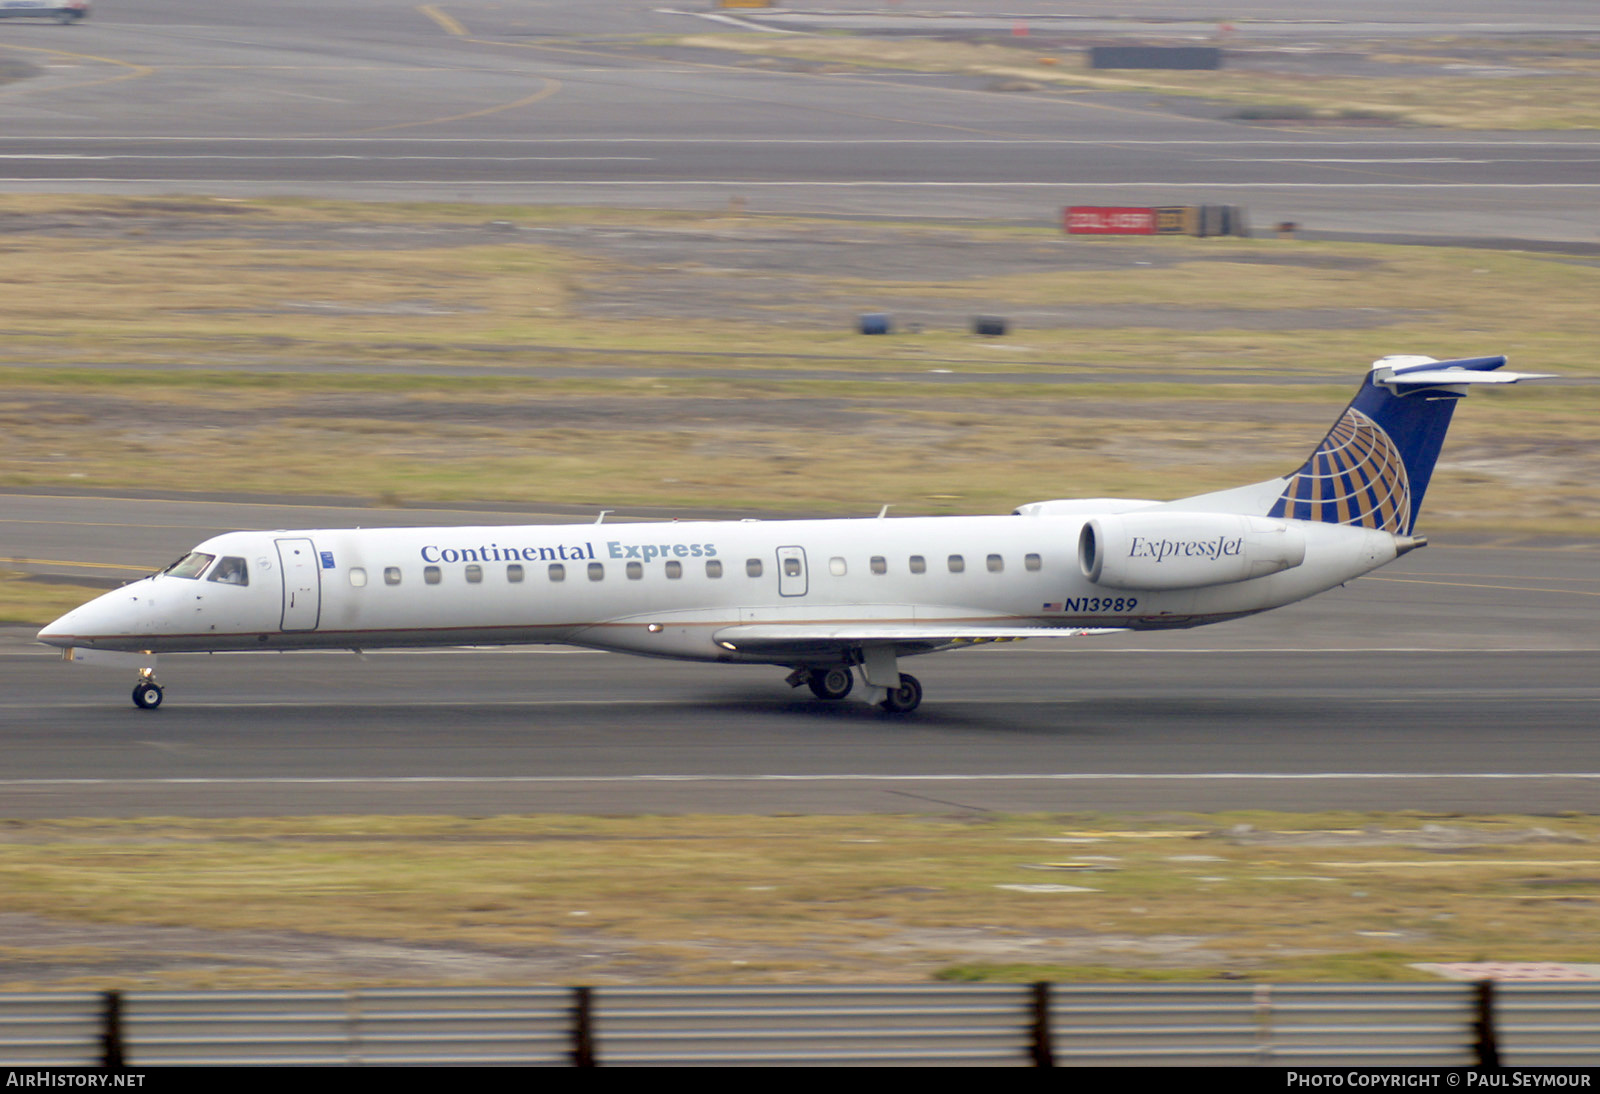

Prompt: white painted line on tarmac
[5,137,1600,146]
[6,180,1600,189]
[0,155,656,162]
[1226,157,1600,165]
[3,772,1599,787]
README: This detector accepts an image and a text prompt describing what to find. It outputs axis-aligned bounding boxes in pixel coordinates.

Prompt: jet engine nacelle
[1080,512,1307,591]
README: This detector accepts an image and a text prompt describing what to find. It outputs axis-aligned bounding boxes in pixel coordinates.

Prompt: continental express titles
[420,541,719,565]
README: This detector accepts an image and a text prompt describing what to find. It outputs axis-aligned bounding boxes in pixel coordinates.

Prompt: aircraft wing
[712,623,1125,655]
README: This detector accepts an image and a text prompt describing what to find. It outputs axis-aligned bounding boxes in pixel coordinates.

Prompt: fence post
[1475,980,1501,1067]
[99,990,125,1068]
[571,985,596,1067]
[1030,981,1055,1067]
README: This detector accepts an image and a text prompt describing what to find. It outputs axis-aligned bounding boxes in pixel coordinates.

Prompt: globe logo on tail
[1271,408,1412,534]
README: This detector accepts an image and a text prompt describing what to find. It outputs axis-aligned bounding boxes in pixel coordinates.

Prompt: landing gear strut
[131,669,163,710]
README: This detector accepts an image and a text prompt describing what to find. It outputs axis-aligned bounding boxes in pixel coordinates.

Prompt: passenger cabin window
[549,563,565,582]
[424,566,442,585]
[987,554,1004,573]
[1025,553,1042,572]
[208,557,249,586]
[948,555,965,573]
[829,557,846,577]
[870,556,887,575]
[706,559,723,579]
[465,564,483,584]
[746,558,763,578]
[164,552,215,580]
[665,560,682,579]
[626,561,643,580]
[507,564,524,583]
[909,555,926,574]
[782,557,802,578]
[348,567,367,588]
[588,562,604,581]
[384,566,402,586]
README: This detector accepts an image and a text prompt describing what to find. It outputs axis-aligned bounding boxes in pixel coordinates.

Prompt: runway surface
[0,1,1597,238]
[4,494,1596,817]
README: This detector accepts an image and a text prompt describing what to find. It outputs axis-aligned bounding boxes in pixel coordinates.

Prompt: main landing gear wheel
[879,673,922,714]
[131,681,164,710]
[807,667,854,701]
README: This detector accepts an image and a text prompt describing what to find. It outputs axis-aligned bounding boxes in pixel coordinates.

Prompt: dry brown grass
[673,34,1600,129]
[0,197,1594,545]
[2,813,1597,988]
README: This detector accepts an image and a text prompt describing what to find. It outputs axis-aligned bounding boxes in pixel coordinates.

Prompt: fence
[3,981,1597,1066]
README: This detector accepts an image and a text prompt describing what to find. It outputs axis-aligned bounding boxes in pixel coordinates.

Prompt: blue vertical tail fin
[1267,355,1550,534]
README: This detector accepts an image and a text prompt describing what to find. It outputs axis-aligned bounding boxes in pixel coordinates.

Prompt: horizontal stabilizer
[1378,368,1555,387]
[1373,354,1555,389]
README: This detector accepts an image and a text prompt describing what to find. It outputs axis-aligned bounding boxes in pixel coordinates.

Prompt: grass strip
[2,813,1597,988]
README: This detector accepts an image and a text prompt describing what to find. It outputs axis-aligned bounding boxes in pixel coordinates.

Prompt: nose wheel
[131,672,164,710]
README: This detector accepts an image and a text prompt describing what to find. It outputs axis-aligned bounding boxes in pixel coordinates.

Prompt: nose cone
[36,604,85,648]
[36,588,148,649]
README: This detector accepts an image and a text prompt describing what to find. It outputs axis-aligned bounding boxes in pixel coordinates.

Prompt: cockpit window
[207,557,249,586]
[163,552,215,580]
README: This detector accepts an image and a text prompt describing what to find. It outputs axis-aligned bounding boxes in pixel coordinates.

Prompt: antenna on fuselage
[877,505,894,519]
[594,510,612,524]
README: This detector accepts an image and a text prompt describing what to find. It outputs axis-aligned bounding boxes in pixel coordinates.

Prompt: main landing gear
[807,666,854,701]
[879,673,922,714]
[131,669,164,710]
[785,665,924,713]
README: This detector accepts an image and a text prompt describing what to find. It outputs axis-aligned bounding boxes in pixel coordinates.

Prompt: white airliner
[38,354,1549,713]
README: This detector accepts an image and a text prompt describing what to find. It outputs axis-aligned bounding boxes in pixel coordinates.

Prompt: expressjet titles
[420,541,719,565]
[1128,535,1244,563]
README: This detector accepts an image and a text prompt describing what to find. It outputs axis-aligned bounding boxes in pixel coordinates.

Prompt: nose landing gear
[131,669,164,710]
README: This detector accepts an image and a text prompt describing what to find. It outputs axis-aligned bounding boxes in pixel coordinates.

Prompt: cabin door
[275,537,322,631]
[776,546,808,597]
